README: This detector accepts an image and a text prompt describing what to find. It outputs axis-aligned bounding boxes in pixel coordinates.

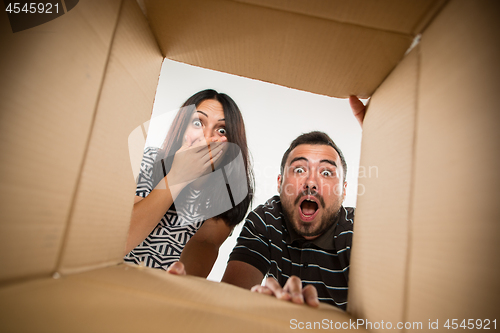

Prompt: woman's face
[183,99,227,145]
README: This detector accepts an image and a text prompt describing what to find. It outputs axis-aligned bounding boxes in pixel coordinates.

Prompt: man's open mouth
[299,196,320,221]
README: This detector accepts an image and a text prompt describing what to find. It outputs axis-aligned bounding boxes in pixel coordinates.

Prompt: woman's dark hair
[154,89,254,227]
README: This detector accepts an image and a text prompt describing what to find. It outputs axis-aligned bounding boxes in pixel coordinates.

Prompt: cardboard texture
[348,48,419,328]
[407,0,500,322]
[1,0,499,332]
[143,0,445,99]
[0,264,365,333]
[0,0,122,282]
[58,0,163,274]
[235,0,447,35]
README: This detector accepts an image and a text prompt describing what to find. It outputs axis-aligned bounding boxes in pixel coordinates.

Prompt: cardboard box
[0,0,499,331]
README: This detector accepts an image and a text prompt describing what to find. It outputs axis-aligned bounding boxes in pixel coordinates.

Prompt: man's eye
[192,120,202,127]
[294,167,305,174]
[218,128,226,135]
[321,170,333,177]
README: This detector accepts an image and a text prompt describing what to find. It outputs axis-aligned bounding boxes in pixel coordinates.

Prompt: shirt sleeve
[228,206,272,276]
[135,147,158,198]
[336,207,354,281]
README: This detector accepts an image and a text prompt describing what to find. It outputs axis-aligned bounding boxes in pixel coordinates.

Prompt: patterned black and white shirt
[228,195,354,310]
[124,147,206,270]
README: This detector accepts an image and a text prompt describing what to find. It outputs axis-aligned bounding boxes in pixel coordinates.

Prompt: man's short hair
[280,131,347,182]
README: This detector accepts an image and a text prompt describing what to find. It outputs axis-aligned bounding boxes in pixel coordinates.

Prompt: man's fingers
[166,261,187,275]
[251,285,275,296]
[264,277,291,301]
[256,277,319,307]
[349,95,366,126]
[302,285,320,307]
[283,276,304,304]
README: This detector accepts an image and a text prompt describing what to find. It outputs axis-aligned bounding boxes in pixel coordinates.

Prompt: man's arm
[221,260,264,289]
[179,217,232,277]
[222,261,319,307]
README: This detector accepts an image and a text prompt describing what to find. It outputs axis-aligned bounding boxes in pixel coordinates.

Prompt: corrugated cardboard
[407,0,500,322]
[234,0,447,35]
[0,0,122,282]
[143,0,445,98]
[0,264,366,333]
[0,0,499,332]
[348,47,419,329]
[57,0,163,274]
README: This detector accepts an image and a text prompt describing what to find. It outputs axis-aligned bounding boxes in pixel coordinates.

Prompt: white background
[143,59,363,281]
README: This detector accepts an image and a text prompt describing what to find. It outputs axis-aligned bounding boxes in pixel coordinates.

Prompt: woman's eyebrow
[196,110,225,122]
[196,111,208,118]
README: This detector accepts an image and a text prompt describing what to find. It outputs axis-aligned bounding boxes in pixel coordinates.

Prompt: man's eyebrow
[320,159,337,167]
[196,110,225,122]
[289,157,308,165]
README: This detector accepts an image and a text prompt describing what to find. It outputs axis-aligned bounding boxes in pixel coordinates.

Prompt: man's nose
[303,173,318,193]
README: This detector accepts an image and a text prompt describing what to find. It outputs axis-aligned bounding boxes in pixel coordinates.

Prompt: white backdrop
[143,59,363,281]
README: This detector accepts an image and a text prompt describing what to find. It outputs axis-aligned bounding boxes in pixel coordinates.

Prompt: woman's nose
[203,128,216,141]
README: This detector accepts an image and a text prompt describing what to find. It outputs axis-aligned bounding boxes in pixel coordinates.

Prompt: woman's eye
[217,128,226,135]
[192,120,202,127]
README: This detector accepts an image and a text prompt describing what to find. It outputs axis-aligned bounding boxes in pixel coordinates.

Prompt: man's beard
[281,192,343,238]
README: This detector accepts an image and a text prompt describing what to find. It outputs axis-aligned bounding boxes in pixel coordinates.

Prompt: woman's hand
[167,135,227,187]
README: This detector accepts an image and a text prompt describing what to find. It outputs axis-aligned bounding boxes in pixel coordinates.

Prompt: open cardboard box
[0,0,499,331]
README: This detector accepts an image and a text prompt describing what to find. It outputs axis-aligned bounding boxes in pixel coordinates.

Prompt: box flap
[143,0,446,98]
[0,264,367,332]
[58,0,163,275]
[0,0,122,282]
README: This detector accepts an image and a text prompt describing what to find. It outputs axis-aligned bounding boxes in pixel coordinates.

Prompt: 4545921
[443,319,496,330]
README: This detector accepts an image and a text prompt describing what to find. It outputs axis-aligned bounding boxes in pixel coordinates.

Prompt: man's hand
[250,276,319,307]
[166,261,187,275]
[349,95,366,127]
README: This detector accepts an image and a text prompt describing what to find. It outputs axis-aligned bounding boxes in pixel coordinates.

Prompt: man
[220,131,353,309]
[168,96,366,309]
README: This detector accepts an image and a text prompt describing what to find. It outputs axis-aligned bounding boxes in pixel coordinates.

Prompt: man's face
[278,144,347,240]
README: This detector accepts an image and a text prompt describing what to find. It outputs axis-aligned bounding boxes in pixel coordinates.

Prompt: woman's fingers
[169,136,228,185]
[166,261,187,275]
[209,141,226,161]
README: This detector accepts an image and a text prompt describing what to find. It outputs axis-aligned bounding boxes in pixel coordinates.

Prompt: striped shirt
[124,147,206,270]
[228,195,354,310]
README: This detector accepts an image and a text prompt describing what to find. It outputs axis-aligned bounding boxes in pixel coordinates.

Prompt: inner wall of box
[349,0,500,323]
[0,0,499,327]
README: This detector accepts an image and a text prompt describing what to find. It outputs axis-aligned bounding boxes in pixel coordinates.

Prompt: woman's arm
[125,138,226,255]
[179,217,232,278]
[125,179,185,255]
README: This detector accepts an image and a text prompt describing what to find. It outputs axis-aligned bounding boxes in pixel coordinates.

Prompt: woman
[124,89,254,277]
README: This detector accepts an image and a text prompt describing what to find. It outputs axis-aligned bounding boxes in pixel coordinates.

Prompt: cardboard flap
[0,264,367,332]
[143,0,446,98]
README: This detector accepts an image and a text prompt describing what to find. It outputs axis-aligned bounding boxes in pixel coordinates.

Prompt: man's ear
[277,174,282,193]
[342,181,347,200]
